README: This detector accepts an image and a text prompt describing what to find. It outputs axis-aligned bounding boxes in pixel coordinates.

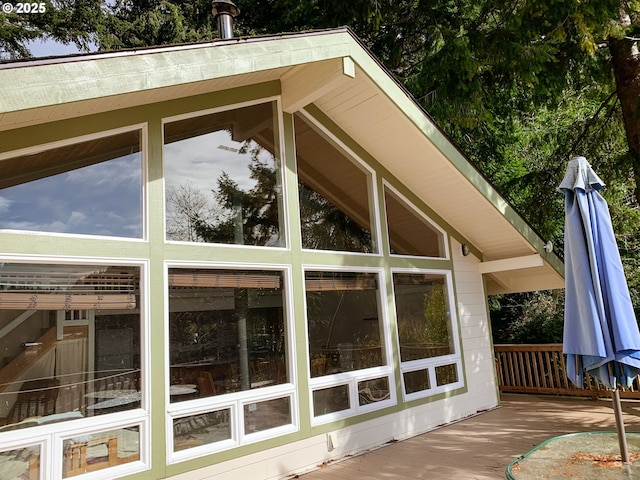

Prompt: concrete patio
[299,393,640,479]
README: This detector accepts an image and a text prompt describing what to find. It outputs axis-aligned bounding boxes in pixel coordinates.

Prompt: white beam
[478,254,544,274]
[281,57,355,113]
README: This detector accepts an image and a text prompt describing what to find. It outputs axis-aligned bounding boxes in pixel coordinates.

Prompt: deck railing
[494,344,640,399]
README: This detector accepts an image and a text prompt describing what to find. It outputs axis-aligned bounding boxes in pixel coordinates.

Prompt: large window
[164,102,285,247]
[167,267,295,457]
[0,262,144,477]
[168,268,287,397]
[306,271,384,376]
[392,271,461,398]
[305,270,393,421]
[0,129,143,238]
[294,114,376,253]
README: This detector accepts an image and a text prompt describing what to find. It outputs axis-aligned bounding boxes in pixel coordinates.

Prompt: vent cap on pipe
[212,0,240,39]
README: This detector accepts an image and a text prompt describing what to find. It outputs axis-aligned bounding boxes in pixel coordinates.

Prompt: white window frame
[390,268,464,402]
[302,266,396,425]
[0,125,149,242]
[0,254,151,479]
[164,262,298,464]
[161,97,290,250]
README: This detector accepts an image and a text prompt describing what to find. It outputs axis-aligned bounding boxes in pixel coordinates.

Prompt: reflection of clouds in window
[0,154,142,238]
[164,131,258,193]
[0,196,13,214]
[164,102,283,247]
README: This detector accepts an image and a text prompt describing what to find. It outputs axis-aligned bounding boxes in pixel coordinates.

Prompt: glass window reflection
[393,273,454,362]
[164,102,284,247]
[0,263,142,430]
[168,268,288,400]
[306,271,385,378]
[0,130,142,238]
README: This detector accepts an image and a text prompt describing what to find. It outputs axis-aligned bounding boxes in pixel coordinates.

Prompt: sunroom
[0,27,563,480]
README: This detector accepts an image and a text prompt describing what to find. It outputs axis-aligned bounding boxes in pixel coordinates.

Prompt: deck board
[300,394,640,480]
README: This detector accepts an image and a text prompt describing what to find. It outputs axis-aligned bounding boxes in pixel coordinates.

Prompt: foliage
[3,0,640,337]
[0,0,101,59]
[491,291,564,344]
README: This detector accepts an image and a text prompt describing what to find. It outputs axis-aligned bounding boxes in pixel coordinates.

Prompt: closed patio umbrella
[560,156,640,462]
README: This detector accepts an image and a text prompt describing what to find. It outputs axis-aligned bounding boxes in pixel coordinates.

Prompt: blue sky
[26,38,93,58]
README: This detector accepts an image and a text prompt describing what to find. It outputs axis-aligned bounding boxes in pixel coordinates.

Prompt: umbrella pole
[612,388,630,463]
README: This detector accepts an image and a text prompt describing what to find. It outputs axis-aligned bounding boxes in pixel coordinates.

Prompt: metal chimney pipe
[212,0,240,39]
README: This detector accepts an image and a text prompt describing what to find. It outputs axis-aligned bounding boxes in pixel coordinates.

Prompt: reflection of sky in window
[0,154,142,238]
[164,130,268,195]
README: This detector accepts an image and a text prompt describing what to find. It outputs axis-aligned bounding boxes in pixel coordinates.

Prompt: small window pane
[403,369,431,394]
[0,445,40,480]
[393,273,454,362]
[62,426,140,478]
[173,409,231,451]
[384,188,444,257]
[0,130,142,238]
[0,263,142,428]
[295,115,375,253]
[357,377,390,406]
[306,271,384,378]
[164,102,284,246]
[244,397,291,434]
[312,385,349,416]
[168,268,287,400]
[435,364,459,386]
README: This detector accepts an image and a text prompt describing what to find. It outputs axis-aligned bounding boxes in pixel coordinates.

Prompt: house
[0,22,564,480]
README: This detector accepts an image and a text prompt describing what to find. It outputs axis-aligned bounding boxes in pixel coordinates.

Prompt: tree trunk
[609,36,640,206]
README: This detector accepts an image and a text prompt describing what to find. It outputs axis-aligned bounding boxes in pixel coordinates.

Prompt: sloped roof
[0,28,564,294]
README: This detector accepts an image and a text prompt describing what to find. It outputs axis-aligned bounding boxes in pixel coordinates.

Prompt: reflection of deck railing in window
[400,344,451,361]
[310,346,383,376]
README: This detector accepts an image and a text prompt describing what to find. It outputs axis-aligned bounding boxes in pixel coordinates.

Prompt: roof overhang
[0,28,564,294]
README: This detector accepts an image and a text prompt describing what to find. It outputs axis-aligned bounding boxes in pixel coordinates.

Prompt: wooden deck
[299,393,640,480]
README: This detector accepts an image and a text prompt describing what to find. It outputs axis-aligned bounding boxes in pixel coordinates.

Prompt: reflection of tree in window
[299,182,373,252]
[394,274,453,361]
[193,143,281,246]
[294,114,375,254]
[164,102,284,247]
[166,142,281,246]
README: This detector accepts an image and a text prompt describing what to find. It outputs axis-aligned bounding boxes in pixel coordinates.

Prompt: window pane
[168,269,287,400]
[173,409,231,451]
[0,263,142,429]
[384,188,445,257]
[0,130,142,238]
[312,385,349,416]
[403,369,431,394]
[357,377,390,406]
[0,445,40,480]
[306,271,384,378]
[62,426,140,478]
[435,364,459,386]
[393,273,453,362]
[164,102,284,246]
[294,115,375,253]
[244,396,291,434]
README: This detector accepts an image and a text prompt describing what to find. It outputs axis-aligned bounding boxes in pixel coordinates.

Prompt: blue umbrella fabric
[560,156,640,390]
